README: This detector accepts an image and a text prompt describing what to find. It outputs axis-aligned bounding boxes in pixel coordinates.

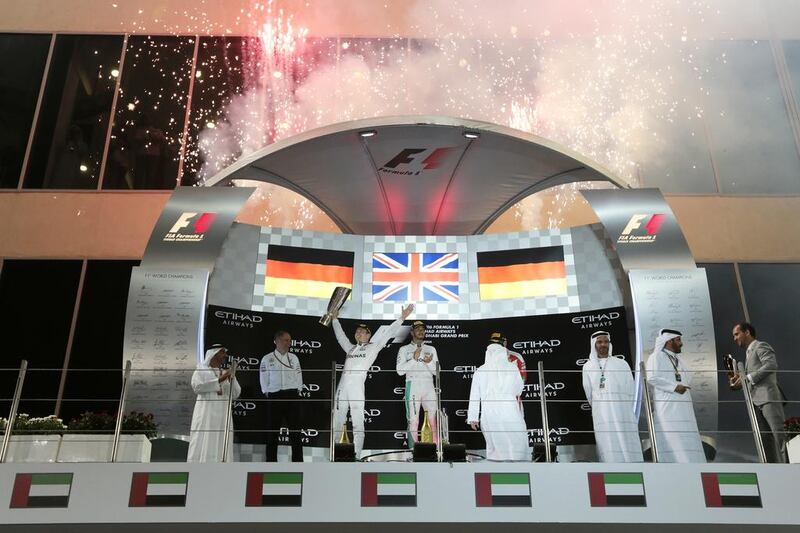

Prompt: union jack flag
[372,252,459,302]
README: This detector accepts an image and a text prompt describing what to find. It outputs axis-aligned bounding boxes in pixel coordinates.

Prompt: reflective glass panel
[102,35,194,190]
[0,33,51,188]
[24,34,123,189]
[0,260,82,417]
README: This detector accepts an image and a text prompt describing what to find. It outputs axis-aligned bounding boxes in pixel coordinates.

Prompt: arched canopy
[204,116,628,235]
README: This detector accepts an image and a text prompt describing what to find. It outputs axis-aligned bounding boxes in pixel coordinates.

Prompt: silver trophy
[319,286,351,326]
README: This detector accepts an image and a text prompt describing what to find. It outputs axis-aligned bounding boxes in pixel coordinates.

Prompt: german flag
[265,245,354,299]
[477,246,567,300]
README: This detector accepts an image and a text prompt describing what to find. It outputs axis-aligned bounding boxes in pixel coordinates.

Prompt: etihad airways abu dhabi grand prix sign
[206,304,629,451]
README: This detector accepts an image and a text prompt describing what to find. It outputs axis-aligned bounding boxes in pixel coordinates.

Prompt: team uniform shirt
[396,343,438,384]
[331,317,404,455]
[396,342,439,442]
[259,350,303,394]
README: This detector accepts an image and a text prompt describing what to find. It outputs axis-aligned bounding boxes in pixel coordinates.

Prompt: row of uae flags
[9,471,762,509]
[263,244,568,302]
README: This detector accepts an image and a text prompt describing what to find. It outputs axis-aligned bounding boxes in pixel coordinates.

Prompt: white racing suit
[396,343,439,444]
[332,317,403,456]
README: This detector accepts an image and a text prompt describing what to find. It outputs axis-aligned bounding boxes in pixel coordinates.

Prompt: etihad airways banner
[206,304,630,451]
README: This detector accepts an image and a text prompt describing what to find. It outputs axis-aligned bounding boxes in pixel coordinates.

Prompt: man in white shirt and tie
[260,330,304,462]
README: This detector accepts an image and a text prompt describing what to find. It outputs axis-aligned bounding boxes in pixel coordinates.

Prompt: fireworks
[121,0,727,229]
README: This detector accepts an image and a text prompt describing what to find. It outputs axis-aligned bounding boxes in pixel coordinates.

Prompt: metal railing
[1,362,797,464]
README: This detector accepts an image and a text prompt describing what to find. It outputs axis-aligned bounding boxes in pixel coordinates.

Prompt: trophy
[723,354,737,389]
[319,286,351,326]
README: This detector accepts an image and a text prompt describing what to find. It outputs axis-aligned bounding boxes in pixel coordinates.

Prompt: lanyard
[663,350,682,383]
[598,358,608,389]
[273,351,293,370]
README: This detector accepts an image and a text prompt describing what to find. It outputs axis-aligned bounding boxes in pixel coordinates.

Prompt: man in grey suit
[730,322,787,463]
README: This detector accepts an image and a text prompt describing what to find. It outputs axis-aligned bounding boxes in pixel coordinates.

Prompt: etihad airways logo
[617,213,665,244]
[522,381,566,399]
[163,212,217,242]
[292,339,322,354]
[511,339,562,355]
[572,311,620,329]
[215,310,262,329]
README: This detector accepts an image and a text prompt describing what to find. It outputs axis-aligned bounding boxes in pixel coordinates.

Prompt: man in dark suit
[730,322,787,463]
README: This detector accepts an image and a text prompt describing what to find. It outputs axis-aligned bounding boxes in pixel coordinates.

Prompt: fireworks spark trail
[119,0,728,229]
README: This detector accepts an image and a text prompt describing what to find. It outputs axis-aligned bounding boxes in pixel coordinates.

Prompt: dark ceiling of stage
[204,116,627,235]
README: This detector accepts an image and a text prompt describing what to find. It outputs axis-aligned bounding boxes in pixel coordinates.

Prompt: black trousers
[265,389,304,462]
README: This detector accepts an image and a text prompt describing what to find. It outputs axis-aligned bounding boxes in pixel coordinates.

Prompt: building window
[60,260,139,422]
[0,260,82,416]
[0,33,51,189]
[102,35,195,190]
[23,35,124,189]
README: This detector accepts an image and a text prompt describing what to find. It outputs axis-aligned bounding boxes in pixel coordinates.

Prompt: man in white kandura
[331,303,414,457]
[467,343,530,461]
[581,331,643,462]
[188,344,241,462]
[645,328,705,463]
[396,320,439,444]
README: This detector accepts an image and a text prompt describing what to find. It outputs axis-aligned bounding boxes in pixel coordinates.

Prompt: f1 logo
[168,212,216,234]
[621,213,665,236]
[383,149,425,169]
[382,147,458,170]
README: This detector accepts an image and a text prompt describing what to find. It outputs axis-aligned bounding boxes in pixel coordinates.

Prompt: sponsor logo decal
[571,311,620,329]
[522,382,566,399]
[214,310,262,329]
[617,214,665,244]
[379,147,459,175]
[163,212,216,242]
[511,339,562,355]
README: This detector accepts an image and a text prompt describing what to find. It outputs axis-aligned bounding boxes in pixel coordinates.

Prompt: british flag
[372,252,459,302]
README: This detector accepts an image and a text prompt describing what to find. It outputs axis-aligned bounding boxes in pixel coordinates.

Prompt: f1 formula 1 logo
[163,212,216,242]
[379,147,459,176]
[617,213,665,244]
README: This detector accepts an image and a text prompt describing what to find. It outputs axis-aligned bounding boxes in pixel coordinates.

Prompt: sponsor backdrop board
[123,268,209,435]
[629,268,718,432]
[2,462,796,526]
[206,304,629,450]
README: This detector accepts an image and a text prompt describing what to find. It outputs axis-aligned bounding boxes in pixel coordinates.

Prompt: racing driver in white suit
[396,320,439,444]
[331,303,414,457]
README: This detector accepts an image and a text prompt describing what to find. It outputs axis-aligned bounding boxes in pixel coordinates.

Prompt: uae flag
[702,473,762,508]
[246,472,302,507]
[10,473,72,508]
[475,473,531,507]
[476,246,567,301]
[265,244,354,299]
[129,472,188,507]
[588,472,646,507]
[361,473,416,507]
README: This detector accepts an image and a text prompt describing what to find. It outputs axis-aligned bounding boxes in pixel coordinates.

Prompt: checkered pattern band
[207,222,626,318]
